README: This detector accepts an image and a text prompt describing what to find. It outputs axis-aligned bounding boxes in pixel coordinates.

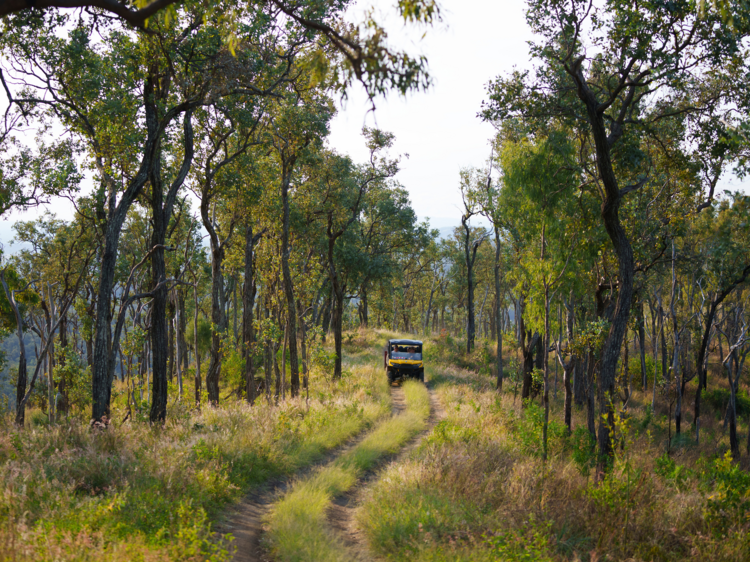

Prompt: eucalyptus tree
[476,167,508,390]
[305,129,399,378]
[498,130,579,457]
[267,91,333,397]
[458,169,488,353]
[0,262,38,426]
[0,10,219,421]
[690,194,750,437]
[352,182,421,328]
[482,0,750,463]
[140,4,300,418]
[11,215,95,422]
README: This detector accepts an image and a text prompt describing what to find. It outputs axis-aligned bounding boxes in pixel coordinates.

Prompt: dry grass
[0,360,390,562]
[265,380,431,562]
[358,360,750,562]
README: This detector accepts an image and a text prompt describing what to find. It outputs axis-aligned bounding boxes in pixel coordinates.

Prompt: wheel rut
[220,382,431,562]
[219,411,381,562]
[324,380,445,560]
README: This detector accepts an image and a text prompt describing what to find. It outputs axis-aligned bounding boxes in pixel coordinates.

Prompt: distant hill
[437,226,457,240]
[1,332,40,408]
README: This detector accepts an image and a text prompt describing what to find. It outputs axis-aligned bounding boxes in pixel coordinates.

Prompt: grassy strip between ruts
[264,380,431,562]
[0,361,391,562]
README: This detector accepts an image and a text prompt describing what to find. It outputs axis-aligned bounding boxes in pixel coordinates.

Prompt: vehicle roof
[388,339,423,345]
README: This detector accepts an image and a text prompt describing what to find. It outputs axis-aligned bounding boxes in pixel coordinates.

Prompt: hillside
[0,330,748,562]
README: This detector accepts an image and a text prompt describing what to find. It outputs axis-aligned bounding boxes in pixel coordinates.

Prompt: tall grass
[358,364,750,562]
[265,380,431,562]
[0,362,390,562]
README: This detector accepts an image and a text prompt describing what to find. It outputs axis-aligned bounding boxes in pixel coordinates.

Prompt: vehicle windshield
[390,345,422,360]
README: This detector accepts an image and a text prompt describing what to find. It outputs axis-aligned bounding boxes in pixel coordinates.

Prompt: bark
[281,168,300,397]
[423,279,436,335]
[637,300,647,391]
[650,298,659,412]
[58,311,69,415]
[495,228,503,391]
[178,290,188,393]
[586,349,596,438]
[568,59,635,468]
[1,271,28,426]
[360,284,369,328]
[542,284,551,459]
[193,281,201,406]
[92,75,161,423]
[243,223,262,405]
[149,110,193,422]
[693,263,750,430]
[521,331,540,400]
[461,214,483,353]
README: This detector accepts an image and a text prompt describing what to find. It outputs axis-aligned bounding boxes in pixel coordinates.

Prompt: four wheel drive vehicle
[384,339,424,383]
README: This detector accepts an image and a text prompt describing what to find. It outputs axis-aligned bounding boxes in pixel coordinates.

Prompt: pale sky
[328,0,533,229]
[2,0,747,248]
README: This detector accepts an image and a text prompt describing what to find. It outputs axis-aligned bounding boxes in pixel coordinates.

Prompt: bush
[703,388,750,417]
[570,427,596,475]
[705,451,750,536]
[627,354,662,386]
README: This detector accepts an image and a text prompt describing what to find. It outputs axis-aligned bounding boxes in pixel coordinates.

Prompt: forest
[1,0,750,560]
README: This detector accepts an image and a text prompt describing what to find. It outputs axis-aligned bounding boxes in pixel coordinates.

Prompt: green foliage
[704,387,750,417]
[425,419,480,446]
[513,401,567,458]
[570,427,597,475]
[485,520,554,562]
[571,318,609,357]
[705,451,750,535]
[54,345,91,416]
[655,453,693,492]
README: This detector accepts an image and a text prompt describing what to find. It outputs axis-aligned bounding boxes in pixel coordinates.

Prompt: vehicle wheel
[419,370,424,383]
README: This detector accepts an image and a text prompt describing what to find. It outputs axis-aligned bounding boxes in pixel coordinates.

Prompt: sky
[0,0,531,249]
[327,0,533,229]
[2,0,748,248]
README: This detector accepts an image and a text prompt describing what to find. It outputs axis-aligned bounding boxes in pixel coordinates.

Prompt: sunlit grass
[265,380,430,562]
[0,359,390,562]
[358,362,750,562]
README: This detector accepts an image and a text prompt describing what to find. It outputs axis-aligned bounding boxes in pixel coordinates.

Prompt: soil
[218,379,444,562]
[324,379,446,560]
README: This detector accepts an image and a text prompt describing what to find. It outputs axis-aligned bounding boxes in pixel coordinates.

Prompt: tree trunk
[638,300,647,391]
[570,63,635,468]
[361,284,370,328]
[148,170,170,423]
[1,272,28,427]
[332,285,344,379]
[586,350,596,439]
[495,238,503,391]
[542,284,551,460]
[91,75,163,423]
[280,174,300,396]
[243,223,259,405]
[193,283,202,406]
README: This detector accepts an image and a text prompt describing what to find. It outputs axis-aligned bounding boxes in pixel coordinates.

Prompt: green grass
[0,360,391,562]
[357,359,750,562]
[265,380,431,562]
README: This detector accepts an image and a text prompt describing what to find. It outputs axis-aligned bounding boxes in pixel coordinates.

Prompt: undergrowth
[0,358,390,561]
[358,360,750,562]
[265,379,430,562]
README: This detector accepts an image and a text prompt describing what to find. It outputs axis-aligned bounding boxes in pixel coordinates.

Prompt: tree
[482,0,750,465]
[458,169,488,353]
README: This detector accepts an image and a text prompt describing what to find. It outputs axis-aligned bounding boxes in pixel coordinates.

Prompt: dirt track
[221,380,443,562]
[324,381,445,560]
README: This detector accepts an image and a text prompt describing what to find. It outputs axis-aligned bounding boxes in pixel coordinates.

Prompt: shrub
[703,388,750,418]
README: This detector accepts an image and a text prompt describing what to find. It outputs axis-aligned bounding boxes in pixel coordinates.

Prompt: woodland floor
[221,377,446,562]
[2,330,749,562]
